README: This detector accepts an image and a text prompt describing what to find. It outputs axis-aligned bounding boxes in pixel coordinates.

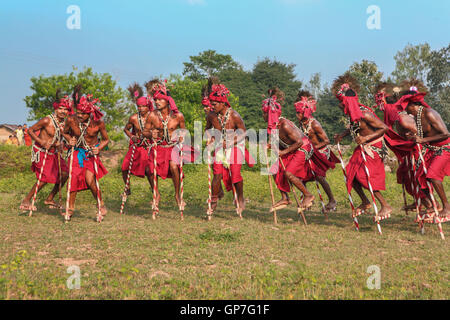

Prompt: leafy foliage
[182,50,242,81]
[24,67,130,142]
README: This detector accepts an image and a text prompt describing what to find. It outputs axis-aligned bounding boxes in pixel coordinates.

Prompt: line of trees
[25,43,449,144]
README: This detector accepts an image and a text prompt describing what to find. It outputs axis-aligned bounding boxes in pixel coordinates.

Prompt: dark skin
[404,103,450,217]
[204,107,224,200]
[122,105,152,192]
[64,110,109,217]
[296,111,336,211]
[208,100,247,213]
[263,111,315,210]
[334,97,392,217]
[20,107,70,210]
[142,98,186,208]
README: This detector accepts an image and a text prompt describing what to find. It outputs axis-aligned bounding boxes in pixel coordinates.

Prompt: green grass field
[0,145,448,299]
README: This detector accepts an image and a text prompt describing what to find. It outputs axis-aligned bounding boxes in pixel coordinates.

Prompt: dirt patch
[100,150,126,171]
[54,258,98,267]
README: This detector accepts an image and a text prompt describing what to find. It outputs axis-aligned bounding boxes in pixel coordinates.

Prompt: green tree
[182,50,242,81]
[168,75,242,134]
[348,60,384,107]
[24,66,129,142]
[426,44,450,124]
[392,43,432,83]
[305,72,322,99]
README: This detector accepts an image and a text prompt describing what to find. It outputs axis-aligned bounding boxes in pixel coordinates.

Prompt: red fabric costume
[121,140,150,178]
[209,84,254,191]
[270,136,313,193]
[295,96,339,179]
[24,129,32,146]
[31,142,69,184]
[337,88,386,193]
[423,137,450,182]
[69,94,108,191]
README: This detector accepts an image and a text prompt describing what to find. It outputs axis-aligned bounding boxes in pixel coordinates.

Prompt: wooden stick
[206,143,213,219]
[416,144,444,240]
[264,147,277,224]
[279,158,307,226]
[359,145,383,235]
[119,144,136,215]
[57,147,63,217]
[93,154,103,223]
[29,149,49,217]
[178,143,184,220]
[152,142,159,220]
[308,159,328,220]
[336,143,359,231]
[65,147,74,222]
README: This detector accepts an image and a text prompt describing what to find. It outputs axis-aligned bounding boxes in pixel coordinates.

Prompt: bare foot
[355,202,372,215]
[325,199,337,212]
[271,198,290,212]
[377,205,392,220]
[44,200,62,209]
[438,206,450,220]
[20,200,36,211]
[300,195,315,210]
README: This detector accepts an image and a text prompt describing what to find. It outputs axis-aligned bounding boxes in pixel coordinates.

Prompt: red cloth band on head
[394,92,430,111]
[294,96,316,119]
[76,95,104,121]
[53,96,74,115]
[136,96,151,107]
[262,96,282,134]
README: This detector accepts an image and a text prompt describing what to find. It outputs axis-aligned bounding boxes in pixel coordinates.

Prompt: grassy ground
[0,145,448,299]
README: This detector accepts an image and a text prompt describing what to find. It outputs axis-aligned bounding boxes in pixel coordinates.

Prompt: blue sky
[0,0,449,124]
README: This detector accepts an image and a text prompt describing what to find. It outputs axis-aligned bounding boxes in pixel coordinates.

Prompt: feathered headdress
[294,96,317,119]
[262,88,283,134]
[395,79,430,110]
[201,76,220,112]
[332,73,360,97]
[128,83,151,108]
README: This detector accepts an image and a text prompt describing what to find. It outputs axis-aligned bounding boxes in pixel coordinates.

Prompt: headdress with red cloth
[202,96,212,112]
[394,87,431,111]
[336,83,364,122]
[294,96,317,119]
[76,94,104,121]
[262,96,282,134]
[53,95,74,115]
[152,80,179,113]
[209,84,231,107]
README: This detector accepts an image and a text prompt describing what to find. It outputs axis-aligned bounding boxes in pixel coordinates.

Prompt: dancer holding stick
[262,87,314,223]
[205,83,252,219]
[295,90,339,213]
[64,85,109,222]
[333,74,392,228]
[142,80,192,219]
[120,83,153,214]
[20,90,71,214]
[65,146,74,222]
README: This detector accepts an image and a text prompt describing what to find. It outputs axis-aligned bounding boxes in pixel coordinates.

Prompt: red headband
[209,84,231,107]
[53,96,74,115]
[394,92,430,111]
[76,95,104,121]
[136,96,152,108]
[153,82,179,113]
[294,96,316,119]
[202,96,212,112]
[262,96,282,134]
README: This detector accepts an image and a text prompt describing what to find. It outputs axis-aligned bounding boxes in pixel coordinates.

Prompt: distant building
[0,124,19,143]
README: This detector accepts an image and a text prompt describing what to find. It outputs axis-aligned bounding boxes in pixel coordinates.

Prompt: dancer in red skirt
[20,90,71,211]
[295,90,339,212]
[333,74,392,218]
[64,85,109,220]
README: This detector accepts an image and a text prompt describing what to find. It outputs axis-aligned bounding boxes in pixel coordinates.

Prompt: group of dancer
[18,73,449,238]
